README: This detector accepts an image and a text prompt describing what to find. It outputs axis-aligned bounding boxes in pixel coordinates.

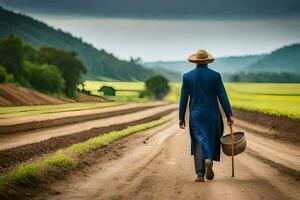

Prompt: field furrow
[0,102,167,134]
[0,104,177,170]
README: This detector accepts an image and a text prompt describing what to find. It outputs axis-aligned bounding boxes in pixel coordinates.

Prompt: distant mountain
[0,6,155,81]
[1,0,299,18]
[144,61,194,76]
[247,43,300,74]
[145,55,264,76]
[149,67,181,81]
[146,43,300,80]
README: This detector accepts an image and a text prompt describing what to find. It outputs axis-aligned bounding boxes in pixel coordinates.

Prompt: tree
[145,75,170,100]
[23,61,65,94]
[0,65,13,83]
[0,35,25,83]
[38,47,87,97]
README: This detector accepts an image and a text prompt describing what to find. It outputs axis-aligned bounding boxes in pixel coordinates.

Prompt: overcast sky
[1,0,300,61]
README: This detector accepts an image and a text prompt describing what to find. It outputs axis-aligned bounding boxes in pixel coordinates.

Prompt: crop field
[0,102,121,119]
[226,83,300,120]
[83,81,300,119]
[82,81,180,102]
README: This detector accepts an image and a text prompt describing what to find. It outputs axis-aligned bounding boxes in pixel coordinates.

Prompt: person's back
[179,49,234,182]
[181,65,228,118]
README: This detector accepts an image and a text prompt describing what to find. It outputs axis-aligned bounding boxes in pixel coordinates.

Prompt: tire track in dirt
[0,107,177,170]
[234,120,300,181]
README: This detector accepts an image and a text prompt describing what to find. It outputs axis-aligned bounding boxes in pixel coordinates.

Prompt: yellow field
[82,81,180,102]
[0,102,121,119]
[226,83,300,120]
[82,81,300,119]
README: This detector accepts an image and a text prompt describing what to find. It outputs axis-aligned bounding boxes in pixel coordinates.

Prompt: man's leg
[193,141,205,182]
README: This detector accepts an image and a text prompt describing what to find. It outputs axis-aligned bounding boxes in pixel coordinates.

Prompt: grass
[0,151,74,189]
[0,117,169,192]
[43,150,74,167]
[82,81,147,102]
[165,82,181,103]
[0,102,122,119]
[82,80,145,91]
[6,163,40,186]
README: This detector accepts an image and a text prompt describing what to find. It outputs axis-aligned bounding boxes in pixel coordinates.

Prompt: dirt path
[36,118,300,200]
[0,104,176,151]
[0,103,165,134]
[0,102,165,126]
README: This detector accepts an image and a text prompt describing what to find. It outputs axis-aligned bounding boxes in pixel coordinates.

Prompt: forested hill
[0,6,154,81]
[144,55,264,75]
[248,43,300,74]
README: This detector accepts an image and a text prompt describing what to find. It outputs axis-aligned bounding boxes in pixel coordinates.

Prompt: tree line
[0,35,86,97]
[0,6,154,81]
[227,71,300,83]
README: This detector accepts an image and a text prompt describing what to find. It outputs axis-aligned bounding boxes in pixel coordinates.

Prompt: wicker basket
[220,131,246,156]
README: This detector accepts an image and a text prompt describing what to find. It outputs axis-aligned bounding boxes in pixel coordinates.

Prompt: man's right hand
[227,116,234,126]
[179,120,185,129]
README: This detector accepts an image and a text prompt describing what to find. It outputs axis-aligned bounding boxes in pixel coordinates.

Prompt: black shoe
[205,160,214,180]
[195,176,205,182]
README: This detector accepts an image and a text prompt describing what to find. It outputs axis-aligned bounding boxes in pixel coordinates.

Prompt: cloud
[1,0,300,17]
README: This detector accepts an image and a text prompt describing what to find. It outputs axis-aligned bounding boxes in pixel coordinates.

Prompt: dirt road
[36,117,300,200]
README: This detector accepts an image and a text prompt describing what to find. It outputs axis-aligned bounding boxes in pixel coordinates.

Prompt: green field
[226,83,300,120]
[82,81,180,102]
[83,81,300,120]
[0,102,121,119]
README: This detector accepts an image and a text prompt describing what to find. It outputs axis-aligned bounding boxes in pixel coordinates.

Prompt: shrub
[0,65,13,83]
[24,61,65,94]
[145,75,170,100]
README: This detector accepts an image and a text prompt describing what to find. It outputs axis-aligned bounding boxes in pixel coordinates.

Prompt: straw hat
[188,49,215,64]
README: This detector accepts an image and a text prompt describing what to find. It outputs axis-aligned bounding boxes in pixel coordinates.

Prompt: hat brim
[188,53,215,64]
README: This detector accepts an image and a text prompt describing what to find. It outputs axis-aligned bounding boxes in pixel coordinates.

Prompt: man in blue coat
[179,49,234,182]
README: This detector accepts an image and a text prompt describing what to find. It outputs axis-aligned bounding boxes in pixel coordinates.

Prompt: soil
[233,108,300,145]
[0,104,176,151]
[0,104,164,134]
[0,108,176,170]
[0,102,299,200]
[0,84,111,107]
[0,84,66,106]
[2,114,298,200]
[76,92,108,102]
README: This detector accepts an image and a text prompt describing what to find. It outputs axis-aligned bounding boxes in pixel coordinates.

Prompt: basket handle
[231,124,240,133]
[229,125,235,177]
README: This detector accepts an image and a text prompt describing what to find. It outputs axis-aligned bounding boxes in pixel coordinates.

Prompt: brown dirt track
[22,114,299,200]
[0,105,299,200]
[0,107,176,170]
[233,108,300,145]
[0,84,108,107]
[0,103,164,134]
[0,84,67,106]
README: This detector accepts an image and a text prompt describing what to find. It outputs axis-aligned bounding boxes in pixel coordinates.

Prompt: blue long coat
[179,64,233,161]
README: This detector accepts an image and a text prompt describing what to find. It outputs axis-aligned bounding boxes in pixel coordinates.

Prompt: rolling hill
[247,43,300,74]
[145,42,300,81]
[144,55,264,76]
[0,6,155,81]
